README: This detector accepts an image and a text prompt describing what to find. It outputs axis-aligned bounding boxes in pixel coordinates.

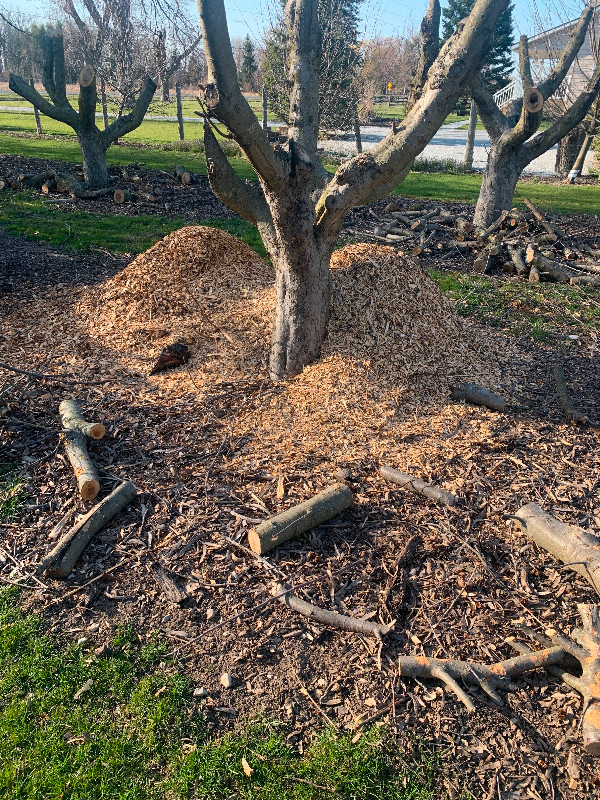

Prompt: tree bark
[269,237,334,379]
[473,150,522,228]
[555,126,587,176]
[78,130,109,188]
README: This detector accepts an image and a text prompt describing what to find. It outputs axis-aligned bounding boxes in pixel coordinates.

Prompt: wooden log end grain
[248,483,353,555]
[79,64,96,88]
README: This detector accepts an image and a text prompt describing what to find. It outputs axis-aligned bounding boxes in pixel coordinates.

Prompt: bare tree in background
[471,5,600,227]
[54,0,201,109]
[358,33,419,119]
[197,0,509,380]
[9,31,155,186]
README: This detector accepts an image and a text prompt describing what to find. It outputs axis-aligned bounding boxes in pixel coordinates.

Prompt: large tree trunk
[78,131,109,188]
[555,125,587,175]
[269,236,333,380]
[473,148,522,227]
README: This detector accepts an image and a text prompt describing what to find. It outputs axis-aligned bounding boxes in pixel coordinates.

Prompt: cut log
[113,188,133,204]
[59,399,104,500]
[55,173,111,200]
[529,262,542,283]
[41,179,57,194]
[40,481,137,578]
[275,582,391,638]
[248,483,353,555]
[531,254,574,284]
[570,274,600,287]
[507,244,527,275]
[450,382,505,412]
[513,503,600,595]
[553,365,588,423]
[379,466,456,506]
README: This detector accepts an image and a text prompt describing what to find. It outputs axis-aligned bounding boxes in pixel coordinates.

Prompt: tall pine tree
[441,0,515,92]
[262,0,362,132]
[239,34,258,91]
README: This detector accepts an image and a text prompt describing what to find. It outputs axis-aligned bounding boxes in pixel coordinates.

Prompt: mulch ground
[1,163,600,800]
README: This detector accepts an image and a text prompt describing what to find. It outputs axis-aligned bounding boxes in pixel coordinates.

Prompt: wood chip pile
[78,229,505,414]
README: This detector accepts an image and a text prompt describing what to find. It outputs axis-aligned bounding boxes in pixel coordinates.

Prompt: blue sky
[1,0,588,42]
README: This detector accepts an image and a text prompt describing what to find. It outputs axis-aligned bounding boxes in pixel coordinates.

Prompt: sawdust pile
[79,228,505,411]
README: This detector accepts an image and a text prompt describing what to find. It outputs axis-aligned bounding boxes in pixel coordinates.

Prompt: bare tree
[9,32,155,186]
[55,0,201,108]
[197,0,509,380]
[471,5,600,227]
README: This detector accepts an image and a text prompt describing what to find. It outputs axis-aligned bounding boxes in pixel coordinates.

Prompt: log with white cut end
[513,503,600,596]
[40,481,137,578]
[59,400,105,500]
[379,466,456,506]
[450,382,505,412]
[248,483,353,555]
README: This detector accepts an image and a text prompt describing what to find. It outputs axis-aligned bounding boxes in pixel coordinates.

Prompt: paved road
[320,121,596,176]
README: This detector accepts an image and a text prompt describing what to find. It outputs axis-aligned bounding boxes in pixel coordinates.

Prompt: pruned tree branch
[196,0,286,193]
[286,0,321,158]
[101,75,157,143]
[471,74,509,139]
[8,71,77,126]
[203,123,273,227]
[539,6,593,99]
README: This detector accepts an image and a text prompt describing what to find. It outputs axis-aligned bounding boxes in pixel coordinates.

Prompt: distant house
[526,11,598,102]
[493,8,598,107]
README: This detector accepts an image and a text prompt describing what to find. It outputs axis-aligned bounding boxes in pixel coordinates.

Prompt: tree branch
[539,6,593,99]
[518,34,533,89]
[314,0,510,231]
[523,60,600,162]
[165,33,203,80]
[101,76,157,144]
[203,123,273,227]
[286,0,321,159]
[407,0,440,111]
[196,0,286,193]
[8,72,78,127]
[471,73,509,142]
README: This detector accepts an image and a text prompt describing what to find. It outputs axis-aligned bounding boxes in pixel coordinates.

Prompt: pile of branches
[371,199,600,287]
[0,162,198,206]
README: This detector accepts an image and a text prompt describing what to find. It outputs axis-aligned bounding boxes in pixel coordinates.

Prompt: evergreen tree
[441,0,515,92]
[262,0,362,132]
[239,34,258,90]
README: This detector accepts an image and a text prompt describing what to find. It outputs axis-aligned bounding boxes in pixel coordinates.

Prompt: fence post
[30,79,42,135]
[262,83,268,130]
[463,99,477,171]
[176,83,185,142]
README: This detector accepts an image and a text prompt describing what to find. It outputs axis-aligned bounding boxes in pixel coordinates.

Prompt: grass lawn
[0,192,266,258]
[0,587,435,799]
[396,172,600,216]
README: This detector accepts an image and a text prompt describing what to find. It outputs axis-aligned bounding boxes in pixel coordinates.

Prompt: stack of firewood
[370,199,600,287]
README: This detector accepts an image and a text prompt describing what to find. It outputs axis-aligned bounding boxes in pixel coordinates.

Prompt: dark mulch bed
[1,159,600,799]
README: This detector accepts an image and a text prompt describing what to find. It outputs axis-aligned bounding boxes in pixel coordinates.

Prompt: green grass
[429,269,600,340]
[0,472,25,522]
[396,172,600,216]
[0,192,267,258]
[0,588,436,800]
[0,132,257,182]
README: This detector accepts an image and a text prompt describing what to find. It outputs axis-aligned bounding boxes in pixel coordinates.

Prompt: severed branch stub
[398,646,566,713]
[274,582,391,639]
[248,483,353,555]
[39,481,137,578]
[380,466,456,506]
[513,502,600,596]
[510,605,600,756]
[450,382,505,412]
[59,399,105,500]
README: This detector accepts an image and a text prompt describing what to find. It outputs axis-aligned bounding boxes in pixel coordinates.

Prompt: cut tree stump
[513,503,600,595]
[450,382,505,412]
[248,483,353,555]
[39,481,137,578]
[379,466,456,506]
[59,399,105,500]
